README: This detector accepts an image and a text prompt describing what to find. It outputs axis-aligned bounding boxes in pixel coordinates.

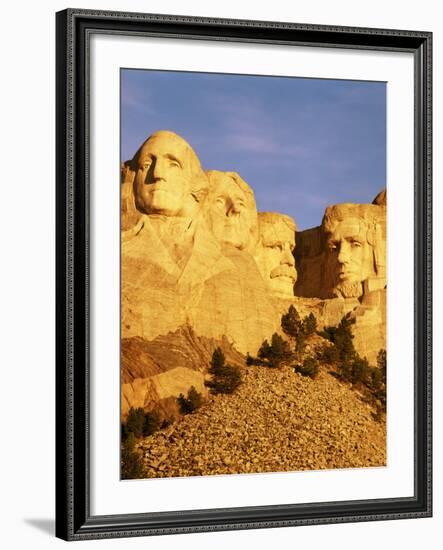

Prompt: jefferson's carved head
[322,204,386,298]
[255,212,297,298]
[205,170,258,251]
[132,131,208,218]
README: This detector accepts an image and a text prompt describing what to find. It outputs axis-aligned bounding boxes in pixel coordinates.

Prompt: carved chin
[333,281,363,298]
[148,192,182,215]
[269,276,295,297]
[219,228,248,249]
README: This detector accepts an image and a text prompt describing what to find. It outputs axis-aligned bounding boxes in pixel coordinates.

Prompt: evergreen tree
[370,366,383,390]
[281,305,302,340]
[303,312,317,336]
[350,356,371,385]
[377,349,387,384]
[125,407,146,438]
[281,306,318,353]
[316,343,339,364]
[337,318,356,361]
[257,333,292,367]
[206,349,242,394]
[269,333,292,366]
[258,339,272,360]
[143,409,161,436]
[209,347,225,375]
[295,356,319,379]
[121,432,144,480]
[178,386,204,414]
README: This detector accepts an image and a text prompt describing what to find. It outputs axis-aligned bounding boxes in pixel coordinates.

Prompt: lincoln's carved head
[205,170,258,251]
[132,131,208,218]
[322,204,386,298]
[254,212,297,297]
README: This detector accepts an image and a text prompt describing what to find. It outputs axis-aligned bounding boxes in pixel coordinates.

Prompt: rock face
[121,367,209,421]
[121,326,245,421]
[121,130,387,421]
[350,287,387,364]
[372,188,387,206]
[189,247,280,355]
[121,325,245,385]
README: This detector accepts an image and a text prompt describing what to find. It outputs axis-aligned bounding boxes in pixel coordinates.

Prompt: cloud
[207,93,311,159]
[121,82,156,115]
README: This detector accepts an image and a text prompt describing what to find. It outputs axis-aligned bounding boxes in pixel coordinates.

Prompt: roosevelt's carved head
[254,212,297,298]
[132,131,208,218]
[205,170,258,251]
[322,204,386,298]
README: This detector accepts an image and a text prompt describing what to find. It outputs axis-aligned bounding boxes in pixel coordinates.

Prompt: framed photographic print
[55,8,432,541]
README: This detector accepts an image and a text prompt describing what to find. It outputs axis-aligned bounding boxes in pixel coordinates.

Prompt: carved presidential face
[325,217,376,294]
[255,216,297,297]
[206,172,257,250]
[133,132,201,218]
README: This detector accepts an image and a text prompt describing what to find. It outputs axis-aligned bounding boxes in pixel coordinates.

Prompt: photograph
[119,68,388,480]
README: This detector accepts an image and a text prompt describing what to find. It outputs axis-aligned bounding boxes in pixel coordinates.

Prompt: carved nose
[152,159,167,181]
[226,199,241,216]
[337,242,351,264]
[282,245,295,266]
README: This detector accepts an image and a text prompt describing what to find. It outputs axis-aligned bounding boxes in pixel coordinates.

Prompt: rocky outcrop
[350,288,387,364]
[121,325,245,384]
[121,326,246,420]
[121,367,208,421]
[372,188,387,206]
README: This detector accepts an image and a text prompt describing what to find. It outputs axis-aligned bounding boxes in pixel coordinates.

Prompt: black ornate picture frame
[55,8,432,541]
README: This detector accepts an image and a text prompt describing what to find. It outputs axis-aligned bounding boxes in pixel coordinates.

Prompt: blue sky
[121,69,386,230]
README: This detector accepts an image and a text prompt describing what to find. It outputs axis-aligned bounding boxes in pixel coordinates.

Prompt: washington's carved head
[205,170,258,251]
[255,212,297,298]
[132,131,208,217]
[322,204,386,298]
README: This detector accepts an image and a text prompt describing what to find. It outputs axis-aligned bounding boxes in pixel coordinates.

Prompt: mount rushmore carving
[121,130,386,365]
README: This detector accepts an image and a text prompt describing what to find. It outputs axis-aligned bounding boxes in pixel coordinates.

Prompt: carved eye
[351,240,362,248]
[169,160,181,169]
[328,242,338,250]
[142,160,152,170]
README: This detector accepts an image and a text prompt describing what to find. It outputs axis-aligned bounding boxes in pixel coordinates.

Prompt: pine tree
[209,347,225,375]
[377,349,387,384]
[121,432,144,479]
[258,339,271,360]
[350,356,371,385]
[303,312,317,336]
[143,409,161,436]
[281,305,302,340]
[295,356,319,379]
[206,349,242,394]
[334,317,356,362]
[178,386,204,414]
[270,332,292,364]
[281,306,317,353]
[125,407,145,438]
